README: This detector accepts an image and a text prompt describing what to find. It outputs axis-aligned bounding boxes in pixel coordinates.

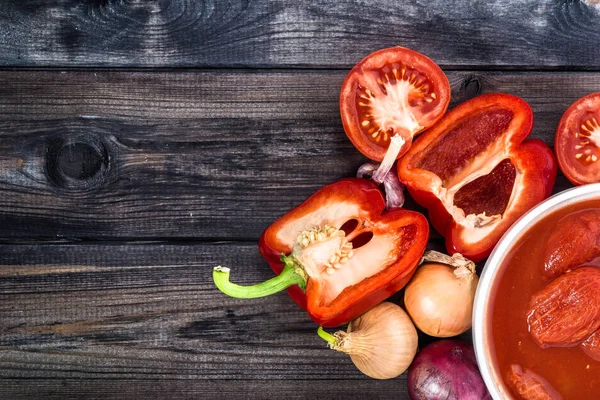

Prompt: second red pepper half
[213,178,429,327]
[398,94,557,262]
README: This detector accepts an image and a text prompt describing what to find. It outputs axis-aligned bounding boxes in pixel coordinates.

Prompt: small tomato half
[555,92,600,185]
[340,47,451,162]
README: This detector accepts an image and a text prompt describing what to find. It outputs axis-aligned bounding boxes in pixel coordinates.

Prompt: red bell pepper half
[213,178,429,327]
[398,94,557,262]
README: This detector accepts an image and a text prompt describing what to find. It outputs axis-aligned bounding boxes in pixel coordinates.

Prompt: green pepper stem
[213,262,305,299]
[317,326,337,346]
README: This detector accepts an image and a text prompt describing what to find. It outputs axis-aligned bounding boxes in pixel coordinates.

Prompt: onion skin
[328,302,418,379]
[404,260,477,337]
[407,340,491,400]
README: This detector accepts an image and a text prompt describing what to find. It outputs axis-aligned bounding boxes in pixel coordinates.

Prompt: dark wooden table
[1,1,599,398]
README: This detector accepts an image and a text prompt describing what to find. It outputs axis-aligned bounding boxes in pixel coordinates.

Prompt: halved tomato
[340,47,451,162]
[555,92,600,185]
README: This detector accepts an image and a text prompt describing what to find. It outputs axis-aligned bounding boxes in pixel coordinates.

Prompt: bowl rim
[472,183,600,400]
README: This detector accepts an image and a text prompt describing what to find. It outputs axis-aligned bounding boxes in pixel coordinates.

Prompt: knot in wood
[46,134,111,191]
[463,75,482,100]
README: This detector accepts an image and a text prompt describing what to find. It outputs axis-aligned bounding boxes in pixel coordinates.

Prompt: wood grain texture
[0,69,581,240]
[2,1,594,398]
[0,241,433,399]
[0,380,410,400]
[1,0,600,69]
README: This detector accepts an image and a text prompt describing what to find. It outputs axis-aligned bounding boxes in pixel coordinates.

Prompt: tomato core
[355,63,437,147]
[555,92,600,185]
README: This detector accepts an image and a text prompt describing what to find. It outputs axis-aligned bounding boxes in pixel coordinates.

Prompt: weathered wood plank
[0,379,410,400]
[0,241,428,399]
[0,70,581,240]
[1,0,600,69]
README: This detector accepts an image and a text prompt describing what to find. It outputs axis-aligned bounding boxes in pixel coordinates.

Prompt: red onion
[407,340,491,400]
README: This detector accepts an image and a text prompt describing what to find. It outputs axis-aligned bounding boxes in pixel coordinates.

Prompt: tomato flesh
[340,47,450,162]
[527,266,600,348]
[507,364,562,400]
[555,92,600,185]
[543,208,600,279]
[582,330,600,362]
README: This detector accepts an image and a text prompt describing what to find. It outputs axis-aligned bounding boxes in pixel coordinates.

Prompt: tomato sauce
[490,200,600,399]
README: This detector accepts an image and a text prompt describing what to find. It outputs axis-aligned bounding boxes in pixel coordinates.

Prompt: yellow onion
[404,251,478,337]
[318,302,418,379]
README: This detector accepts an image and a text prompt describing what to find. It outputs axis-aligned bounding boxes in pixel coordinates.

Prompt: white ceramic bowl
[472,183,600,399]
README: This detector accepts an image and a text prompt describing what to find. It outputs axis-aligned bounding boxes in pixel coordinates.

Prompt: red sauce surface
[490,200,600,399]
